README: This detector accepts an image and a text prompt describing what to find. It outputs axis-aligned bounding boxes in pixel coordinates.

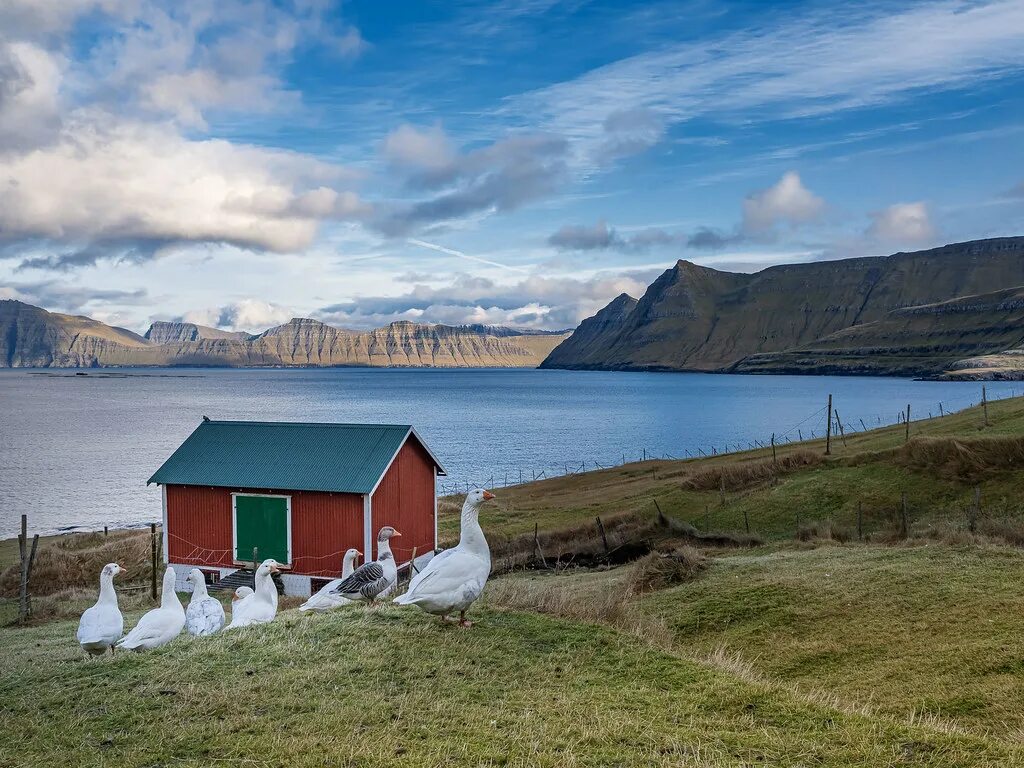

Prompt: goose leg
[458,610,473,628]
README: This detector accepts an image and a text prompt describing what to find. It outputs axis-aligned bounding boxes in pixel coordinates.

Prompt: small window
[310,577,333,594]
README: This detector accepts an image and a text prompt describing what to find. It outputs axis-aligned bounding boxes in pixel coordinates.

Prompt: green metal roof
[147,420,445,494]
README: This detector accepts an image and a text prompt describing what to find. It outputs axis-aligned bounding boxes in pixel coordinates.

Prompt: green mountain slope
[542,237,1024,375]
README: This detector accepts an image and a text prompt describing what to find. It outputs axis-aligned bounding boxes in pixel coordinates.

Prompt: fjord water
[0,367,1018,538]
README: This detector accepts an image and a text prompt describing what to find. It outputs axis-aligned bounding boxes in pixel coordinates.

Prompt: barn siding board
[371,438,437,564]
[166,484,365,577]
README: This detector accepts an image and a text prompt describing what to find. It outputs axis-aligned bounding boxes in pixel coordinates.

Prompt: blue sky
[1,0,1023,332]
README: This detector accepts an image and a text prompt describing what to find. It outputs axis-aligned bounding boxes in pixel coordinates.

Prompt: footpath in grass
[2,604,1021,767]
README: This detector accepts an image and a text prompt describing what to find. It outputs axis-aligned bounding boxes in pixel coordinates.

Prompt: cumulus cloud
[741,171,825,234]
[182,299,295,332]
[866,202,936,245]
[0,120,368,257]
[547,221,685,252]
[0,41,63,151]
[375,126,569,235]
[0,1,370,268]
[316,270,660,329]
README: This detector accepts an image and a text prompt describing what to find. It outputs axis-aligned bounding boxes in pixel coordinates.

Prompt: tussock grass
[682,450,822,491]
[894,435,1024,480]
[626,547,708,592]
[0,529,153,599]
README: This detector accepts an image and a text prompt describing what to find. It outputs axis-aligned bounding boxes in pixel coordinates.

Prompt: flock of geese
[75,488,496,655]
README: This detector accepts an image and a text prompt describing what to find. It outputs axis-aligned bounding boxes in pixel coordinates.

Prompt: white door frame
[231,492,293,566]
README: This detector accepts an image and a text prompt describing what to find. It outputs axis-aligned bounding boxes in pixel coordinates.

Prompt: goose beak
[355,551,362,557]
[118,566,127,575]
[392,531,403,537]
[483,491,496,500]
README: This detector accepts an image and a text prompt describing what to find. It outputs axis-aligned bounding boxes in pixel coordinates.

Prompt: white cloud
[0,119,367,256]
[316,269,659,329]
[382,123,456,172]
[867,202,936,245]
[0,41,63,151]
[504,1,1024,165]
[182,299,294,332]
[741,171,824,234]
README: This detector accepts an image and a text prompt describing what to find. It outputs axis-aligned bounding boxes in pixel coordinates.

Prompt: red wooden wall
[371,437,436,564]
[165,484,365,577]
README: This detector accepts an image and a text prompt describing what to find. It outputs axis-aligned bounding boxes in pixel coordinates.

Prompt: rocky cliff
[144,321,249,344]
[0,301,570,369]
[541,237,1024,376]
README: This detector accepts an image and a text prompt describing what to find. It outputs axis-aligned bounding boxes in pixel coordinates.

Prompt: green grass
[453,396,1024,544]
[2,603,1022,767]
[497,542,1024,743]
[645,544,1024,737]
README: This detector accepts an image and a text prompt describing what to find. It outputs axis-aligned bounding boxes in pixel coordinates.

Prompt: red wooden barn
[148,419,446,596]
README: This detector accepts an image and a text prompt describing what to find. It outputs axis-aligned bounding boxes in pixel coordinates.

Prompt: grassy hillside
[454,394,1024,545]
[500,544,1024,737]
[3,603,1022,767]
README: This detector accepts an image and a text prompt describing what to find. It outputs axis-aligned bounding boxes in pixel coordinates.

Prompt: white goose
[328,528,401,604]
[185,569,226,636]
[232,586,253,603]
[299,548,362,612]
[226,559,281,629]
[76,563,126,656]
[117,566,185,651]
[394,488,495,626]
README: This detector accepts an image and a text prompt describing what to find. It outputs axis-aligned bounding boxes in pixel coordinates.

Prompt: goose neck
[98,573,118,606]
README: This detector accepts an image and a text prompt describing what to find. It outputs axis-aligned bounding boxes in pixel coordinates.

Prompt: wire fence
[437,386,1023,495]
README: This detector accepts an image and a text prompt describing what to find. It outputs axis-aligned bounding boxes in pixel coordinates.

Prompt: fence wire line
[164,530,422,568]
[436,386,1020,495]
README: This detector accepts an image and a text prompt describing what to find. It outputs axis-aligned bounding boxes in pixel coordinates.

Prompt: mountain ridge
[0,301,570,369]
[541,237,1024,376]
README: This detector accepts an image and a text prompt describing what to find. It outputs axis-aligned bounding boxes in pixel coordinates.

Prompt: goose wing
[187,597,225,636]
[329,562,389,600]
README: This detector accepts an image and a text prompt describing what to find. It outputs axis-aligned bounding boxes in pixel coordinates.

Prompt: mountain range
[542,237,1024,378]
[0,301,569,369]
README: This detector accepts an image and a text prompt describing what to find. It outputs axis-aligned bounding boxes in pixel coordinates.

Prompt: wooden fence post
[834,410,848,447]
[533,523,548,569]
[905,404,911,443]
[150,523,158,601]
[825,394,833,455]
[18,514,33,623]
[983,386,989,427]
[969,486,981,533]
[939,403,944,418]
[771,433,777,466]
[743,508,750,535]
[596,517,610,554]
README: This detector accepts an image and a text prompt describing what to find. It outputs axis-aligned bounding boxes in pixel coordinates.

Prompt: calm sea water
[0,367,1018,538]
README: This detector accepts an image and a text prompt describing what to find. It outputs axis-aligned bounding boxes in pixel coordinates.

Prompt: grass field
[2,601,1022,767]
[4,396,1024,765]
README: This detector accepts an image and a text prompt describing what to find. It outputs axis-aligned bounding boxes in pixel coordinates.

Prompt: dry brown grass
[626,547,708,592]
[681,449,822,491]
[486,572,673,647]
[0,529,153,598]
[894,435,1024,480]
[796,519,854,543]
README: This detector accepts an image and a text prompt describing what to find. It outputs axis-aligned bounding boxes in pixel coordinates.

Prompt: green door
[234,495,290,564]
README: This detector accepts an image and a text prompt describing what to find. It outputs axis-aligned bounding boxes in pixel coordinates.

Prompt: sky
[1,0,1023,334]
